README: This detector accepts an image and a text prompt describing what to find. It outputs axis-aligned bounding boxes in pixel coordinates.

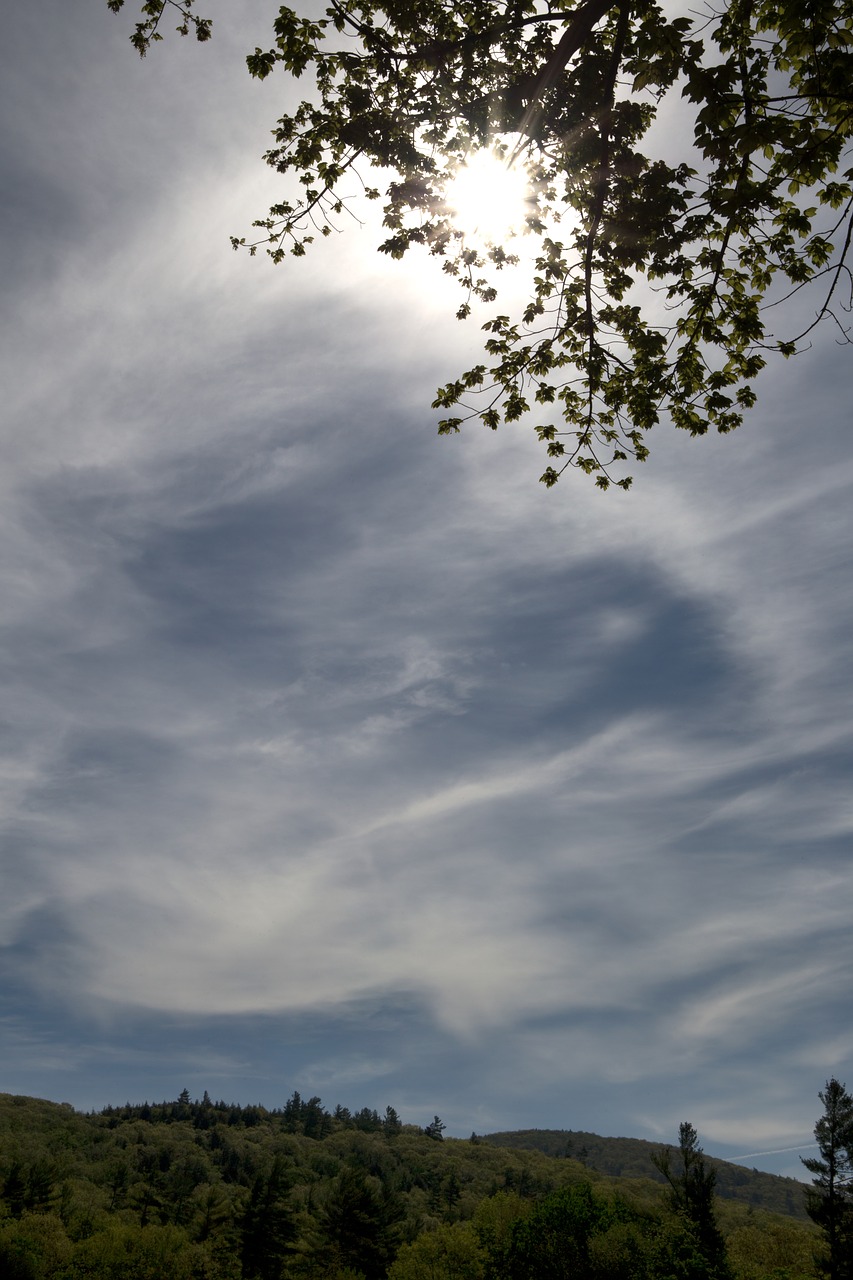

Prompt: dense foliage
[0,1091,820,1279]
[108,0,853,490]
[484,1129,811,1218]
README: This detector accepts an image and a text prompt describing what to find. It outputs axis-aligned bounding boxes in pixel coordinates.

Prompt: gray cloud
[0,0,850,1172]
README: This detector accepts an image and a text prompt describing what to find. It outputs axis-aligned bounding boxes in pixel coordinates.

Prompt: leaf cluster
[106,0,211,56]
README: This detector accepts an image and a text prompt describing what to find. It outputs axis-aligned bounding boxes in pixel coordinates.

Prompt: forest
[0,1088,838,1279]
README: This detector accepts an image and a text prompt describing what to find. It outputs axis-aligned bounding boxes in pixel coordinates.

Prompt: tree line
[0,1079,850,1278]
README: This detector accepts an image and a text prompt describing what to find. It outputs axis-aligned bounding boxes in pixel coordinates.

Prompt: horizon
[3,1085,818,1184]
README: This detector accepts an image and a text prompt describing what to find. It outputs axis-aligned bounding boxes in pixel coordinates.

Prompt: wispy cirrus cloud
[0,0,849,1176]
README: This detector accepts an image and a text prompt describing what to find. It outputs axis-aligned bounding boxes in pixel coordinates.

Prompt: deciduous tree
[110,0,853,489]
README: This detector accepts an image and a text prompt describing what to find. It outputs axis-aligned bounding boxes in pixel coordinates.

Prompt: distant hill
[0,1094,820,1279]
[482,1128,810,1220]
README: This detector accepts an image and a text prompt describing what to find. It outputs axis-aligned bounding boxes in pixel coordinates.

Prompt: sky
[1,1,851,1184]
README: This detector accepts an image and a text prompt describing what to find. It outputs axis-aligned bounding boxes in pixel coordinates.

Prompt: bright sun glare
[445,147,531,245]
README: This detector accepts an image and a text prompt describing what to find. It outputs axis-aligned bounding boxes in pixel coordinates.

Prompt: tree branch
[510,0,623,162]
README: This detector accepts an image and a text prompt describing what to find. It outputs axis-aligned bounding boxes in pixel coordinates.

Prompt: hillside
[483,1128,810,1221]
[0,1092,820,1279]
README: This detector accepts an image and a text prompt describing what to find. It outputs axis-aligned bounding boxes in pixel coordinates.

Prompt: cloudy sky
[1,1,850,1181]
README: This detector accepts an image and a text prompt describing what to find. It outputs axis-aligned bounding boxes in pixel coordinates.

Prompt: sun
[445,145,532,245]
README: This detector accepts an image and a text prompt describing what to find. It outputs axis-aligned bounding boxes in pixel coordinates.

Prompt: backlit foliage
[111,0,853,489]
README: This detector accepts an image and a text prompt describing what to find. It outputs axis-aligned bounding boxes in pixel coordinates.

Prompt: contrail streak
[728,1143,818,1160]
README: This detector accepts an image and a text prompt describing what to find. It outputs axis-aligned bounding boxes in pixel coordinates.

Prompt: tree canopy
[108,0,853,489]
[0,1091,826,1280]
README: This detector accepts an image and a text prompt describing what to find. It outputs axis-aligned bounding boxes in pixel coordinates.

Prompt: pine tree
[424,1115,446,1141]
[240,1156,296,1280]
[318,1165,403,1280]
[652,1122,730,1279]
[383,1105,402,1138]
[803,1079,853,1280]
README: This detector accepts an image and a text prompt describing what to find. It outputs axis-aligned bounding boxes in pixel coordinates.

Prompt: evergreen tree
[652,1122,730,1279]
[425,1115,446,1141]
[318,1164,403,1280]
[240,1156,296,1280]
[383,1105,402,1138]
[803,1078,853,1280]
[334,1103,352,1126]
[302,1095,332,1139]
[282,1090,303,1133]
[2,1161,28,1220]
